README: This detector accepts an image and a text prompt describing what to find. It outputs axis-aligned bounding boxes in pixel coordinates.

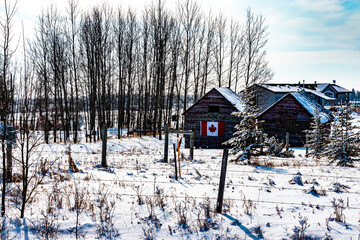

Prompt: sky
[3,0,360,91]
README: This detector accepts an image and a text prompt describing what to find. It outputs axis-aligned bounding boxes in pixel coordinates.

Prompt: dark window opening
[208,106,220,113]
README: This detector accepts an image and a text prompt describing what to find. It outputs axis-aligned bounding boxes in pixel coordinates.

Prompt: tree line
[1,0,273,145]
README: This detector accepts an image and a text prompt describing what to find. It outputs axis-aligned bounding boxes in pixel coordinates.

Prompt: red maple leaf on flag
[209,124,217,133]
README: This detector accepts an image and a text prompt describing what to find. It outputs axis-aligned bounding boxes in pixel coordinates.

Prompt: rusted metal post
[216,149,229,213]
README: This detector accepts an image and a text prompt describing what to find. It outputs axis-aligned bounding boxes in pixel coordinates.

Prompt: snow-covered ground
[4,131,359,239]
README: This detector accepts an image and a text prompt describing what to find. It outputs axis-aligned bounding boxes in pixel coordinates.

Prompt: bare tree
[66,0,81,143]
[30,13,51,144]
[241,8,273,90]
[114,8,126,139]
[0,0,17,217]
[177,0,201,111]
[227,18,241,89]
[200,13,215,96]
[15,67,49,219]
[213,12,227,87]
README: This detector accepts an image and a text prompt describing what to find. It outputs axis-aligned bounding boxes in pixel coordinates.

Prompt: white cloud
[293,0,345,13]
[269,50,360,66]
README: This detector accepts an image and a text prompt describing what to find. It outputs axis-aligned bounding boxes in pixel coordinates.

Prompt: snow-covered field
[4,133,359,239]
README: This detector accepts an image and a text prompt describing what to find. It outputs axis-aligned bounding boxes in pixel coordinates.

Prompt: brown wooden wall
[257,94,313,147]
[184,89,240,149]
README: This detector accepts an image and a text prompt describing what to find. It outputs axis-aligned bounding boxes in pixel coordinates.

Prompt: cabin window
[208,106,220,113]
[324,91,335,98]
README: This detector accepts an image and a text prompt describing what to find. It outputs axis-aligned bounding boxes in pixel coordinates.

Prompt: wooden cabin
[249,81,351,112]
[183,88,243,149]
[257,92,333,147]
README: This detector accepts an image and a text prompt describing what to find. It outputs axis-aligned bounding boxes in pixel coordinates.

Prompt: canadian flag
[200,121,225,137]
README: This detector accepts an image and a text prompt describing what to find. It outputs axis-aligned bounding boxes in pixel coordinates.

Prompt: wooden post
[101,126,108,168]
[190,133,194,160]
[305,133,309,157]
[177,139,181,178]
[173,144,178,180]
[216,149,229,213]
[164,124,169,163]
[286,132,289,152]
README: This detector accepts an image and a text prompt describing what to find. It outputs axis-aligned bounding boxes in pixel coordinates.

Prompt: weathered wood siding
[251,85,286,112]
[257,94,313,147]
[184,89,240,149]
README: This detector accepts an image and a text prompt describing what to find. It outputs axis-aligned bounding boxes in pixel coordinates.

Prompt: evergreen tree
[324,104,360,166]
[226,90,262,161]
[305,109,328,159]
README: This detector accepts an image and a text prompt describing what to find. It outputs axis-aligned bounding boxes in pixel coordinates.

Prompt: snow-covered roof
[262,84,336,100]
[215,87,244,112]
[262,84,300,93]
[315,83,329,92]
[314,83,351,93]
[290,92,333,123]
[303,89,336,101]
[332,84,352,93]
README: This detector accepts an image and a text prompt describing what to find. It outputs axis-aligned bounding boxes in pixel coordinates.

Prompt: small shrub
[331,198,345,223]
[142,221,155,240]
[223,198,233,214]
[134,184,144,205]
[32,191,60,239]
[290,215,312,240]
[305,184,327,196]
[174,201,188,228]
[96,185,119,239]
[252,224,263,238]
[276,204,283,218]
[154,186,166,210]
[332,183,350,193]
[289,175,303,186]
[242,196,256,215]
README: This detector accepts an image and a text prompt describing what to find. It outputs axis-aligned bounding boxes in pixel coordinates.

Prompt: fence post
[173,143,178,180]
[190,132,194,160]
[177,138,181,178]
[164,124,169,163]
[216,149,229,213]
[101,126,108,168]
[286,132,289,152]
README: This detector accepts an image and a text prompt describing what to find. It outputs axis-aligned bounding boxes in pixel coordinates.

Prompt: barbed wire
[45,188,360,210]
[62,177,360,195]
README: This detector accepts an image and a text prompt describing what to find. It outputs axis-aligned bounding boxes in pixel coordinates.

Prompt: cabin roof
[183,87,244,115]
[215,87,244,112]
[263,83,351,94]
[261,84,337,101]
[259,91,333,124]
[291,92,333,123]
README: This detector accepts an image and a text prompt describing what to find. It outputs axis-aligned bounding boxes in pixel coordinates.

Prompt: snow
[4,131,360,239]
[291,92,333,123]
[263,85,337,101]
[331,84,352,93]
[215,87,244,112]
